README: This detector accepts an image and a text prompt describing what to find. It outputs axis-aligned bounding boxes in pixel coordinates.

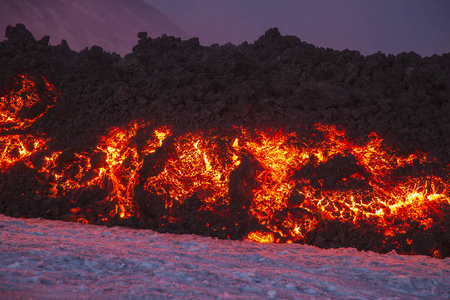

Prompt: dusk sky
[146,0,450,57]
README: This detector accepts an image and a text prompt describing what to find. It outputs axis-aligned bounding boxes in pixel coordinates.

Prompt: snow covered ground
[0,214,448,299]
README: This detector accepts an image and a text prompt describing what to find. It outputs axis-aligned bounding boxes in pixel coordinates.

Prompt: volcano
[1,24,449,258]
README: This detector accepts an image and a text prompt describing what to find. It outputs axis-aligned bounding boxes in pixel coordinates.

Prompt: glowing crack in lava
[0,74,58,171]
[236,125,448,244]
[140,125,449,254]
[145,131,240,210]
[0,74,59,131]
[1,74,449,257]
[38,121,171,221]
[0,134,48,171]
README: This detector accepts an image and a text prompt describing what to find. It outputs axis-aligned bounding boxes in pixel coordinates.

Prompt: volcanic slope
[0,0,187,55]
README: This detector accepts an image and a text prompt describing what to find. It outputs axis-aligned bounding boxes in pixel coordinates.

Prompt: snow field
[0,214,449,299]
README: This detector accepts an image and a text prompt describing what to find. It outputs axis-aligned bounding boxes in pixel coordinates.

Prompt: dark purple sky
[146,0,450,56]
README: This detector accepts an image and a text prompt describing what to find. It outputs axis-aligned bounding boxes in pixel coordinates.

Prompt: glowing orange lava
[0,134,48,171]
[38,121,171,219]
[0,74,59,131]
[1,74,449,251]
[141,125,449,244]
[247,231,275,243]
[145,131,238,210]
[236,125,448,242]
[0,74,58,172]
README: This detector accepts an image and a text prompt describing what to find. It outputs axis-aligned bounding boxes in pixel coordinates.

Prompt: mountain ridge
[0,0,188,55]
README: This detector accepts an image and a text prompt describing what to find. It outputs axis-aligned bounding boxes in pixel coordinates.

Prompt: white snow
[0,214,449,299]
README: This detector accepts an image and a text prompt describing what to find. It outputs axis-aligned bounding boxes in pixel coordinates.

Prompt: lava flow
[0,74,59,131]
[138,124,449,258]
[1,74,58,171]
[1,74,449,257]
[37,121,171,222]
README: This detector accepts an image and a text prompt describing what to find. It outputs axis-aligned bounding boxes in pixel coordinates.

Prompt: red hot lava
[1,74,449,258]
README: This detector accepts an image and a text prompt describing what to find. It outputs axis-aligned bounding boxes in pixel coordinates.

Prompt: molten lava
[145,131,239,209]
[1,74,449,257]
[37,121,171,220]
[0,74,59,172]
[0,74,59,131]
[0,134,48,171]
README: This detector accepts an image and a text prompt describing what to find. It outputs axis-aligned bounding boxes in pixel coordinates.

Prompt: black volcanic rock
[5,23,35,46]
[411,230,438,256]
[1,23,449,167]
